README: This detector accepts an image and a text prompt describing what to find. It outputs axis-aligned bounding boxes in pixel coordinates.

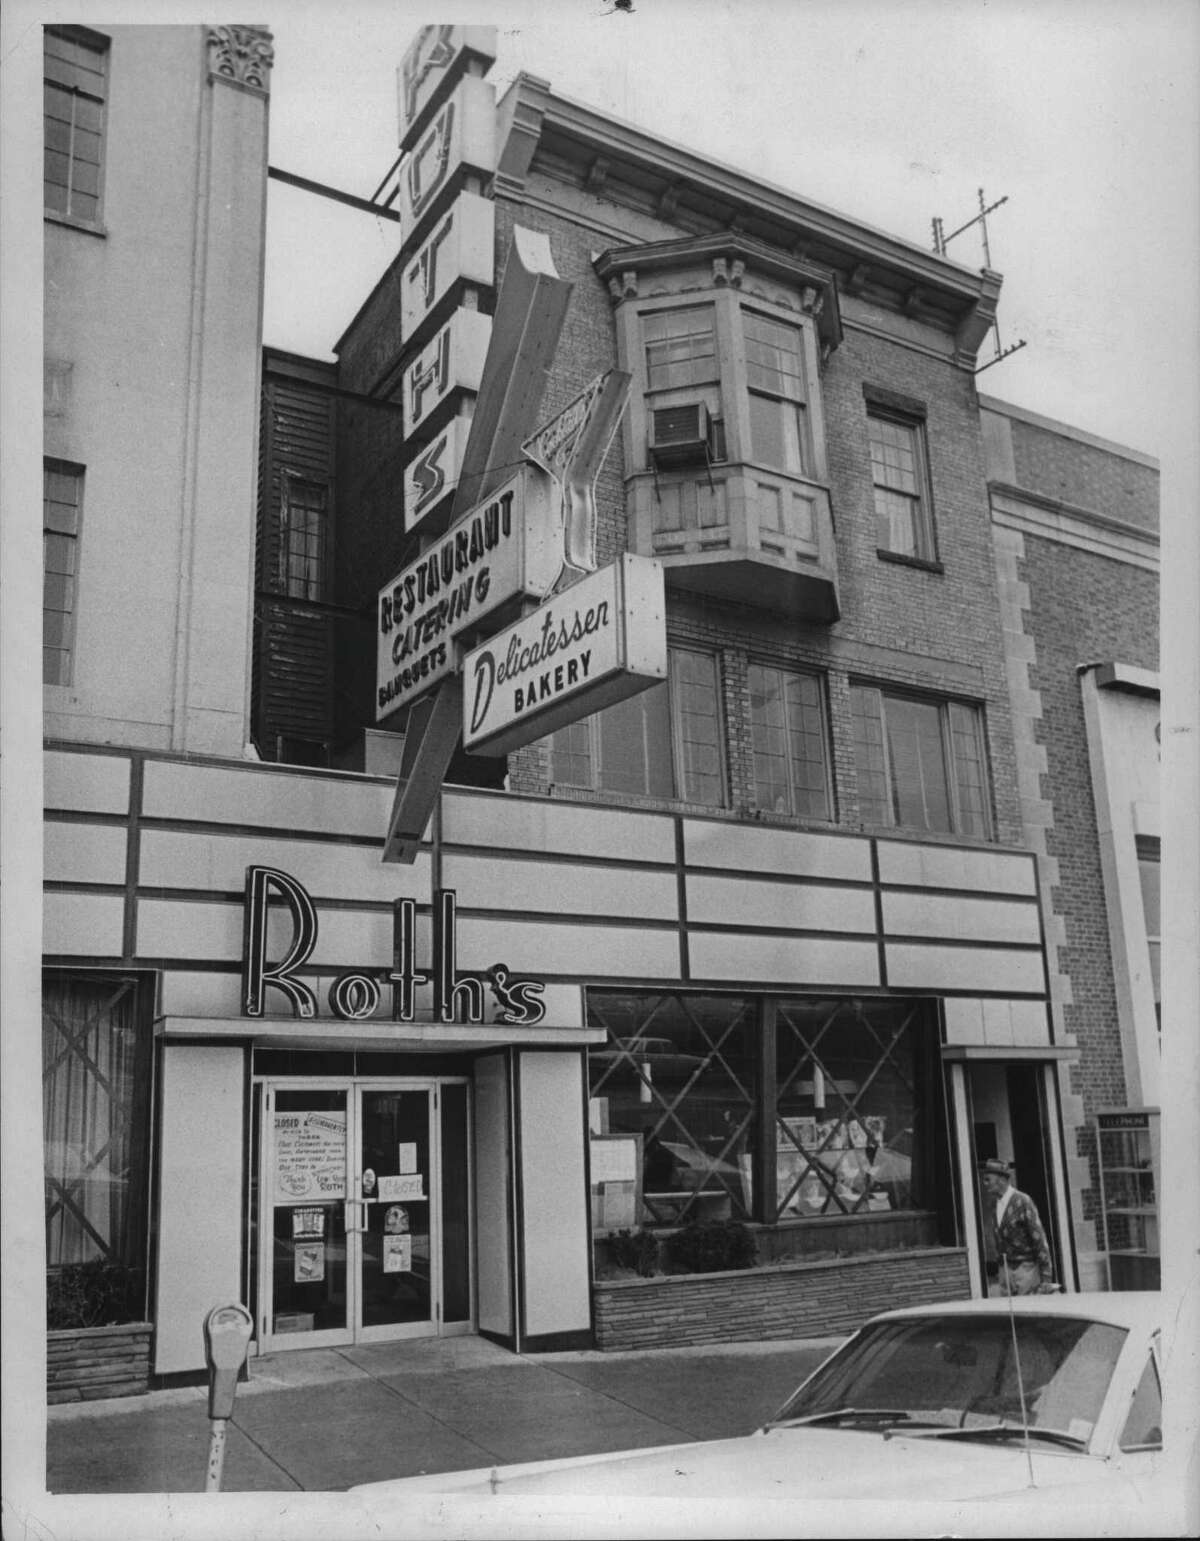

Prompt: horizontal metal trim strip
[685,865,874,891]
[679,978,1048,999]
[883,935,1044,953]
[685,922,877,942]
[461,909,681,932]
[439,841,677,873]
[135,888,425,911]
[135,818,411,849]
[45,880,126,895]
[44,810,130,827]
[879,881,1040,904]
[44,739,399,785]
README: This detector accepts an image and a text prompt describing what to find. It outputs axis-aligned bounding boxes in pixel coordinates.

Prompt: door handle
[343,1200,367,1234]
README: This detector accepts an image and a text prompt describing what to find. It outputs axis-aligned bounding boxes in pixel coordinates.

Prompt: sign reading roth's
[463,554,667,757]
[376,466,560,720]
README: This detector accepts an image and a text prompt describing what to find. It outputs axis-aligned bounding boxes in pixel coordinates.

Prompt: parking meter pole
[205,1419,228,1493]
[202,1303,253,1494]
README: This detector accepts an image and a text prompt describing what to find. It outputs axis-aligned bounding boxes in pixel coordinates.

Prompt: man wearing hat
[979,1157,1056,1295]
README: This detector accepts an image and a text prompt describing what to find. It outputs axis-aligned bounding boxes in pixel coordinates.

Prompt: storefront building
[45,742,1074,1375]
[43,24,1159,1390]
[982,396,1160,1289]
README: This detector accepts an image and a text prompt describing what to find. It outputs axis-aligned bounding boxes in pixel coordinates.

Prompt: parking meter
[203,1302,253,1420]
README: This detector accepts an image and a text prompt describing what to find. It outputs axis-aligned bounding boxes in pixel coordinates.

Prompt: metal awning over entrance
[155,1015,606,1052]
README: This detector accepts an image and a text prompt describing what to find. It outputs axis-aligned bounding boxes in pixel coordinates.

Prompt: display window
[587,991,948,1246]
[43,970,154,1324]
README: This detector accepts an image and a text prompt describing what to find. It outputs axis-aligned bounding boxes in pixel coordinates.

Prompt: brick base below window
[47,1323,153,1403]
[593,1249,970,1351]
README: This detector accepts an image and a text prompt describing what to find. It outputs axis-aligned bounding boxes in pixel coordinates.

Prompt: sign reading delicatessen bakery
[463,554,667,757]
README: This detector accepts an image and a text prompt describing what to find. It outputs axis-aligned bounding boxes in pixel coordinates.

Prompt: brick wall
[593,1249,970,1350]
[500,186,1023,847]
[1017,535,1159,1240]
[1008,419,1158,534]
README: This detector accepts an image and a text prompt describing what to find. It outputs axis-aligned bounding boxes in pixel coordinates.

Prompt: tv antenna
[932,188,1027,375]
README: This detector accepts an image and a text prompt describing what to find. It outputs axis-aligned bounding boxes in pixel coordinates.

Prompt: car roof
[868,1291,1159,1331]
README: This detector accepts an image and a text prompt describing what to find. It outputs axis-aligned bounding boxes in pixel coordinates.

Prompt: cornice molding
[990,483,1159,571]
[207,26,274,93]
[516,81,995,304]
[593,231,842,350]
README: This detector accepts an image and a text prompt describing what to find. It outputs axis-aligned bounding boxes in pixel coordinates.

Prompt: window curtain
[43,973,151,1269]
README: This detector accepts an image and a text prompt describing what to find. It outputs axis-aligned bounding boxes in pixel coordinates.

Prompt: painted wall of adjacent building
[44,25,269,757]
[984,395,1159,1281]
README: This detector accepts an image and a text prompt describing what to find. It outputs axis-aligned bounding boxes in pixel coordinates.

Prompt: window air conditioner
[649,402,711,468]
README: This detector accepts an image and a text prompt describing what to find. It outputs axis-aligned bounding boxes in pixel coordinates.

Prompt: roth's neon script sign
[241,866,546,1026]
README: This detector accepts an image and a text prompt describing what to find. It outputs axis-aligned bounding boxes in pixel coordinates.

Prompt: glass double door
[258,1079,472,1351]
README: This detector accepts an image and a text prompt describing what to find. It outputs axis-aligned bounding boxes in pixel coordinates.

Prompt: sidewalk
[45,1334,840,1494]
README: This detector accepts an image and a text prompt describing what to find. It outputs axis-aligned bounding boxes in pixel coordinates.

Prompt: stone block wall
[47,1323,153,1404]
[593,1249,970,1351]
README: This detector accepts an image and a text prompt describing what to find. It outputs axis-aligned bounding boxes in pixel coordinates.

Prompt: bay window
[744,309,809,475]
[644,305,718,392]
[851,685,993,839]
[548,646,725,806]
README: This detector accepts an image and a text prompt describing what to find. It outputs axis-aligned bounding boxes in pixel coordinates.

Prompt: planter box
[593,1247,970,1351]
[47,1323,153,1404]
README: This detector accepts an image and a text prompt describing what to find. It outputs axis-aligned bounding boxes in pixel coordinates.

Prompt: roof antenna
[932,188,1027,375]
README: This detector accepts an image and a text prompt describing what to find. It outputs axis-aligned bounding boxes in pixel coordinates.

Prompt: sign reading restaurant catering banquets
[376,466,561,720]
[463,554,667,757]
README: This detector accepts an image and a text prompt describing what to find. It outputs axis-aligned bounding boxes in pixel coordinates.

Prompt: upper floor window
[44,28,108,224]
[868,408,934,561]
[549,646,725,806]
[748,662,831,819]
[744,310,809,476]
[643,305,718,392]
[44,461,82,685]
[851,685,992,839]
[279,474,329,600]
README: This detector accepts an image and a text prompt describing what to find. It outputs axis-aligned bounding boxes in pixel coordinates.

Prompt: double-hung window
[744,310,808,476]
[278,474,329,600]
[868,407,935,561]
[644,305,717,391]
[44,462,83,685]
[44,27,108,224]
[851,685,993,838]
[642,305,725,462]
[548,646,725,805]
[748,662,831,819]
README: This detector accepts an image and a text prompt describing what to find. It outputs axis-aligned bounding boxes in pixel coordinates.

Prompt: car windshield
[769,1314,1128,1446]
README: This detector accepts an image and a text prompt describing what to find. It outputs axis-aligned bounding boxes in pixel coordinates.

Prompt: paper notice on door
[383,1234,412,1274]
[294,1241,325,1284]
[397,1142,417,1174]
[274,1110,346,1201]
[379,1173,424,1201]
